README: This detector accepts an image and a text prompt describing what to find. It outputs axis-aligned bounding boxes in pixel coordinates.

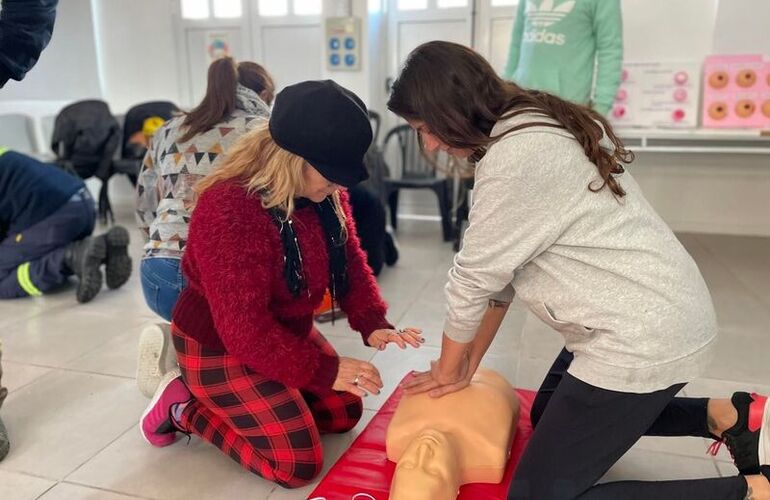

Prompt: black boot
[64,237,105,303]
[98,226,132,289]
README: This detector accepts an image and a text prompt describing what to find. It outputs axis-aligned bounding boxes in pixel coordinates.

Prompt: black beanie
[269,80,372,188]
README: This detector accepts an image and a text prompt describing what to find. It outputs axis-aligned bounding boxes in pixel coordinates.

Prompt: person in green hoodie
[503,0,623,116]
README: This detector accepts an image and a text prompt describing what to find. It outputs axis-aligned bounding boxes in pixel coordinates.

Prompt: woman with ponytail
[138,80,422,489]
[394,42,770,499]
[135,57,274,398]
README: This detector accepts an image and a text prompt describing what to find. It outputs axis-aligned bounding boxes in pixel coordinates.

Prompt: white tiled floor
[1,186,769,499]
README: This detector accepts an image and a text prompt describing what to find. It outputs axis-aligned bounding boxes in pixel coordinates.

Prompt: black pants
[348,185,386,276]
[508,348,747,499]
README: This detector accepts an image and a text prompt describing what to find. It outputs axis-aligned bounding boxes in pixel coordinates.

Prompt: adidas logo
[525,0,575,28]
[523,29,566,45]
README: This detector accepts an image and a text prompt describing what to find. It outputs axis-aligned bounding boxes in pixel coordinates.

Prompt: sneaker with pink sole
[708,392,770,475]
[140,369,190,447]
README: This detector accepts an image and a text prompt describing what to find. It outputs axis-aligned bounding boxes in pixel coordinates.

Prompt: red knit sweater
[173,180,392,394]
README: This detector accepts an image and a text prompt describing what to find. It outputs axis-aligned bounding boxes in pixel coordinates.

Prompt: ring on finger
[353,373,362,386]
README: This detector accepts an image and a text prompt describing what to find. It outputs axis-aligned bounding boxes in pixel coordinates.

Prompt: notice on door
[206,32,232,62]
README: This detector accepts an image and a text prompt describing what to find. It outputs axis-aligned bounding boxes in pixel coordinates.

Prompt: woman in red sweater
[138,80,423,488]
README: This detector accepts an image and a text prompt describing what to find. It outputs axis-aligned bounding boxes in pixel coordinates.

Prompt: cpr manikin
[386,368,520,500]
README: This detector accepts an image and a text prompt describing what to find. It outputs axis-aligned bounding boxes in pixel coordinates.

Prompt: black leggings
[508,348,748,500]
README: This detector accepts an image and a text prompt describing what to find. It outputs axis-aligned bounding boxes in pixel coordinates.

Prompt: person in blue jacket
[0,149,132,302]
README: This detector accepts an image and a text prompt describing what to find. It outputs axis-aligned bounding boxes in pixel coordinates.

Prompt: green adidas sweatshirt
[503,0,623,115]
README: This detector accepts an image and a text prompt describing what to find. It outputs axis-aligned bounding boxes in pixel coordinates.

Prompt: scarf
[267,196,349,303]
[235,84,271,119]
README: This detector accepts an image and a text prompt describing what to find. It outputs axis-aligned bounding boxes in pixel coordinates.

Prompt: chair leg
[433,181,453,242]
[98,180,115,226]
[453,185,470,251]
[387,189,399,231]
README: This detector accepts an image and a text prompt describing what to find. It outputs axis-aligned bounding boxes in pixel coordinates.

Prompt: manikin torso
[386,369,520,500]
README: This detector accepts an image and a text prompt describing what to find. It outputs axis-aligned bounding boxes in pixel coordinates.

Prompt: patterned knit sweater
[136,87,271,258]
[172,181,393,393]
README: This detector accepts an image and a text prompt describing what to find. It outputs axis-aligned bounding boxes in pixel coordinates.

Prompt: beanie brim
[306,157,369,188]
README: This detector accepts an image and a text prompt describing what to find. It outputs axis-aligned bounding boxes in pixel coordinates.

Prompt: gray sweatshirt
[444,113,717,393]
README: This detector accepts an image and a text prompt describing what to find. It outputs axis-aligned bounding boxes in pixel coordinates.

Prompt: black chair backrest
[368,109,381,146]
[361,143,391,204]
[51,99,120,181]
[382,124,436,180]
[121,101,178,158]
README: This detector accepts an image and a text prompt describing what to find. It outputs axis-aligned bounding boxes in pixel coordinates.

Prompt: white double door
[380,0,517,131]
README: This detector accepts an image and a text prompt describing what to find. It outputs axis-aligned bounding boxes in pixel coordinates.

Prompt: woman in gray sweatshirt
[389,41,769,499]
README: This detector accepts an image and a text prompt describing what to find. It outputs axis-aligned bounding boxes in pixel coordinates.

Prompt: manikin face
[300,164,342,203]
[390,429,460,500]
[407,120,473,160]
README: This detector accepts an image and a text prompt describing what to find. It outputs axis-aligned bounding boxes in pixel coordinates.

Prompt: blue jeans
[140,257,186,321]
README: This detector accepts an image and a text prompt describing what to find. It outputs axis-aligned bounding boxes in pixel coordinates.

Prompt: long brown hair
[179,57,275,143]
[387,41,633,197]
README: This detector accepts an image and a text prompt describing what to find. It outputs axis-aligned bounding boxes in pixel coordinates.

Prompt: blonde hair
[195,125,347,235]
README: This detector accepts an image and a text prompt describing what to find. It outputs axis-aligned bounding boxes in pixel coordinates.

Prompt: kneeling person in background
[0,149,132,303]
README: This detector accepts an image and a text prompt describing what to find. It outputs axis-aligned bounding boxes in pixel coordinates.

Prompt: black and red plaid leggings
[171,325,362,489]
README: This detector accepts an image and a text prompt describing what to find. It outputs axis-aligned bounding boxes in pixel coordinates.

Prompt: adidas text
[523,29,566,45]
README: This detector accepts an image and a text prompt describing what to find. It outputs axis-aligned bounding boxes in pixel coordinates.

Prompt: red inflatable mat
[308,373,535,500]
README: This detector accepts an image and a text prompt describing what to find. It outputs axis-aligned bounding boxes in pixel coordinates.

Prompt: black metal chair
[368,109,381,146]
[51,99,121,223]
[112,100,178,185]
[382,124,453,242]
[452,176,475,251]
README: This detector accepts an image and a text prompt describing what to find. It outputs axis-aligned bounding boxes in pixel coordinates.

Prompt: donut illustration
[708,71,729,89]
[616,89,627,101]
[736,69,757,88]
[761,99,770,118]
[673,88,687,102]
[734,100,755,118]
[672,109,686,122]
[708,102,728,120]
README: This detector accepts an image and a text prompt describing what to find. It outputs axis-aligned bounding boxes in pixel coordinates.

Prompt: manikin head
[389,429,461,500]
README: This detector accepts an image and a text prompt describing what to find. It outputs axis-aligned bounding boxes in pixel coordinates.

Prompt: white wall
[367,3,389,134]
[621,0,719,63]
[91,0,181,113]
[0,0,101,102]
[619,0,770,237]
[712,0,770,53]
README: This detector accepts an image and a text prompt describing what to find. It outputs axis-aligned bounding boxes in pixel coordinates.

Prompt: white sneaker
[137,323,178,398]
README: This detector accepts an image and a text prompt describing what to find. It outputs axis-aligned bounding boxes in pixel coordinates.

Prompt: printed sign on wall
[609,61,702,129]
[702,54,770,129]
[206,32,231,63]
